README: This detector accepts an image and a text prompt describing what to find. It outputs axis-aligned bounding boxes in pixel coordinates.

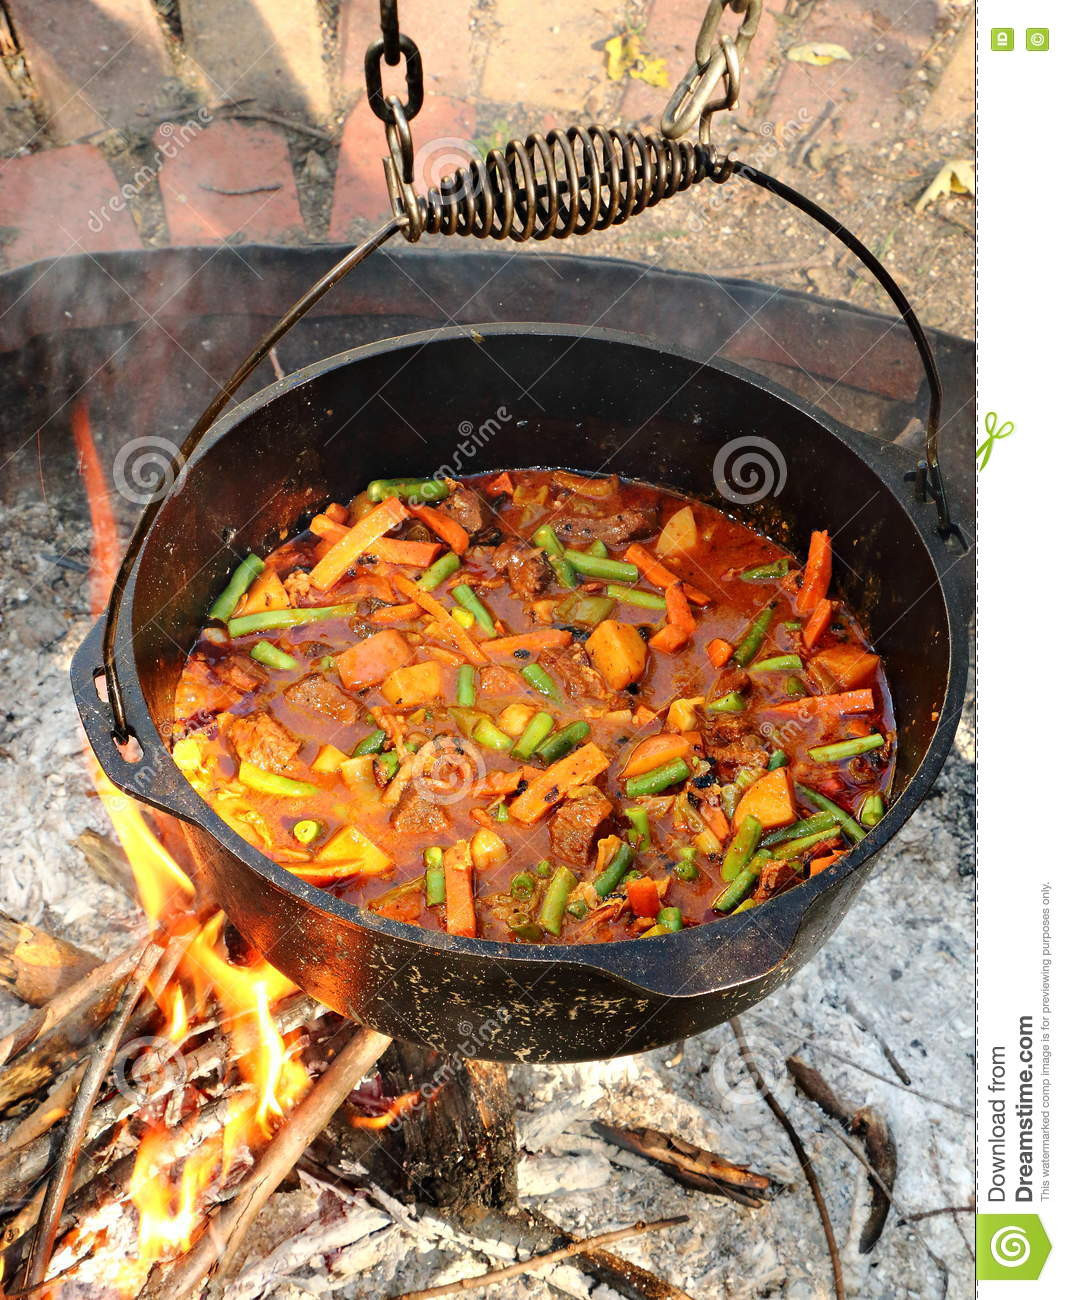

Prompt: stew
[172,471,894,943]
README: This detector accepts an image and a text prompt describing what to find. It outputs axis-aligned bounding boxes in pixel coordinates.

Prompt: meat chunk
[209,654,266,696]
[389,785,451,834]
[750,859,799,904]
[539,644,622,706]
[492,540,552,602]
[554,502,659,548]
[549,790,614,864]
[283,675,361,727]
[439,485,493,540]
[228,712,301,774]
[711,668,750,698]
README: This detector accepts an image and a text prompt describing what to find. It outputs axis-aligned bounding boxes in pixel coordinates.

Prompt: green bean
[521,663,561,700]
[624,806,651,851]
[604,584,667,610]
[785,675,805,696]
[534,858,553,878]
[859,792,886,827]
[513,710,555,760]
[228,604,360,637]
[424,847,446,905]
[624,757,690,799]
[418,551,461,591]
[641,906,685,937]
[586,539,610,558]
[783,620,802,631]
[554,593,616,626]
[673,846,699,881]
[714,868,760,912]
[533,525,577,588]
[732,601,777,666]
[292,819,323,844]
[566,899,589,919]
[721,814,761,881]
[455,663,477,707]
[208,554,265,622]
[767,828,842,860]
[809,734,885,763]
[367,478,449,502]
[452,584,496,634]
[510,871,537,901]
[472,718,513,752]
[493,800,510,822]
[317,654,335,670]
[563,549,639,583]
[752,654,803,674]
[354,729,387,755]
[250,641,298,671]
[740,558,789,582]
[538,864,578,935]
[761,811,839,847]
[593,842,635,897]
[508,912,544,941]
[536,720,590,764]
[767,749,789,771]
[706,691,746,713]
[374,751,400,782]
[239,762,319,798]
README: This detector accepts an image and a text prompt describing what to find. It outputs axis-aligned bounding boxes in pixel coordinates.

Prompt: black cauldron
[73,323,969,1063]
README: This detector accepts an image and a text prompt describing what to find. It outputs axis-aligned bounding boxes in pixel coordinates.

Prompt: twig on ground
[215,104,333,142]
[730,1019,845,1300]
[140,1024,392,1300]
[199,182,282,196]
[898,1203,975,1225]
[593,1121,772,1207]
[20,938,165,1289]
[390,1216,690,1300]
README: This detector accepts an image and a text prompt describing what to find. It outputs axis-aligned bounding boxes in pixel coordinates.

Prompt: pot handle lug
[71,618,196,820]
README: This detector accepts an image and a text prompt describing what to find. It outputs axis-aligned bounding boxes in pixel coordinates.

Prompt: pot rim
[93,321,969,987]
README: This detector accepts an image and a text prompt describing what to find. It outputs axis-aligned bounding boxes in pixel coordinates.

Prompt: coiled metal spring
[420,126,714,242]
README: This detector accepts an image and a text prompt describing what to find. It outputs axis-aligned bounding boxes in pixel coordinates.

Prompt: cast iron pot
[73,324,969,1063]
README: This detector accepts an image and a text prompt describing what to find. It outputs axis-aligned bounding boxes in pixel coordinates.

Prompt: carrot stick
[324,501,348,523]
[391,573,488,664]
[624,544,711,604]
[809,850,846,876]
[665,583,695,637]
[370,538,442,566]
[802,596,833,649]
[408,504,470,555]
[485,471,515,496]
[648,624,688,654]
[707,638,733,668]
[308,514,350,547]
[626,877,662,918]
[510,743,610,824]
[795,530,831,614]
[369,601,422,623]
[443,842,477,938]
[706,807,730,842]
[483,628,573,660]
[763,689,875,717]
[309,497,408,591]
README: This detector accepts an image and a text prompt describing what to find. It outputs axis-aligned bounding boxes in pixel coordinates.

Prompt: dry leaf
[605,32,669,88]
[787,41,853,66]
[915,158,975,213]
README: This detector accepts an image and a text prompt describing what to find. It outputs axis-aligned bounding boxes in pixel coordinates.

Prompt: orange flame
[72,406,312,1278]
[349,1090,423,1129]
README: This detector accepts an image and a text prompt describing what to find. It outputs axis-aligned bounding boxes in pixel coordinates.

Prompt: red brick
[0,145,140,267]
[155,119,303,244]
[481,0,619,112]
[765,0,939,142]
[181,0,331,123]
[5,0,175,143]
[330,94,475,239]
[621,0,783,127]
[338,0,474,103]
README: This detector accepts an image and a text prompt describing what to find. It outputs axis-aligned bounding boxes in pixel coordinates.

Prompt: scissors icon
[977,411,1014,471]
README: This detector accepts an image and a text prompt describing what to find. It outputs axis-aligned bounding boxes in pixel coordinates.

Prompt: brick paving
[0,0,975,333]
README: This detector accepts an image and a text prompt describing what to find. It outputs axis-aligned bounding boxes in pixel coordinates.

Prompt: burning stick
[20,937,166,1289]
[141,1024,392,1299]
[0,911,99,1006]
[390,1215,690,1300]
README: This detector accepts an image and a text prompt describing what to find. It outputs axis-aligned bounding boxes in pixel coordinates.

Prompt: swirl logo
[413,136,483,203]
[713,436,787,505]
[707,1027,785,1111]
[990,1225,1031,1268]
[410,736,486,807]
[111,1034,188,1106]
[113,436,185,505]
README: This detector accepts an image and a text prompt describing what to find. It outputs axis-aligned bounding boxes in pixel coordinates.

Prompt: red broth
[172,470,894,944]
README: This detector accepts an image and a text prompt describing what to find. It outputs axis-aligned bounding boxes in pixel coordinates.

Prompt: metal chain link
[365,0,424,126]
[661,0,763,147]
